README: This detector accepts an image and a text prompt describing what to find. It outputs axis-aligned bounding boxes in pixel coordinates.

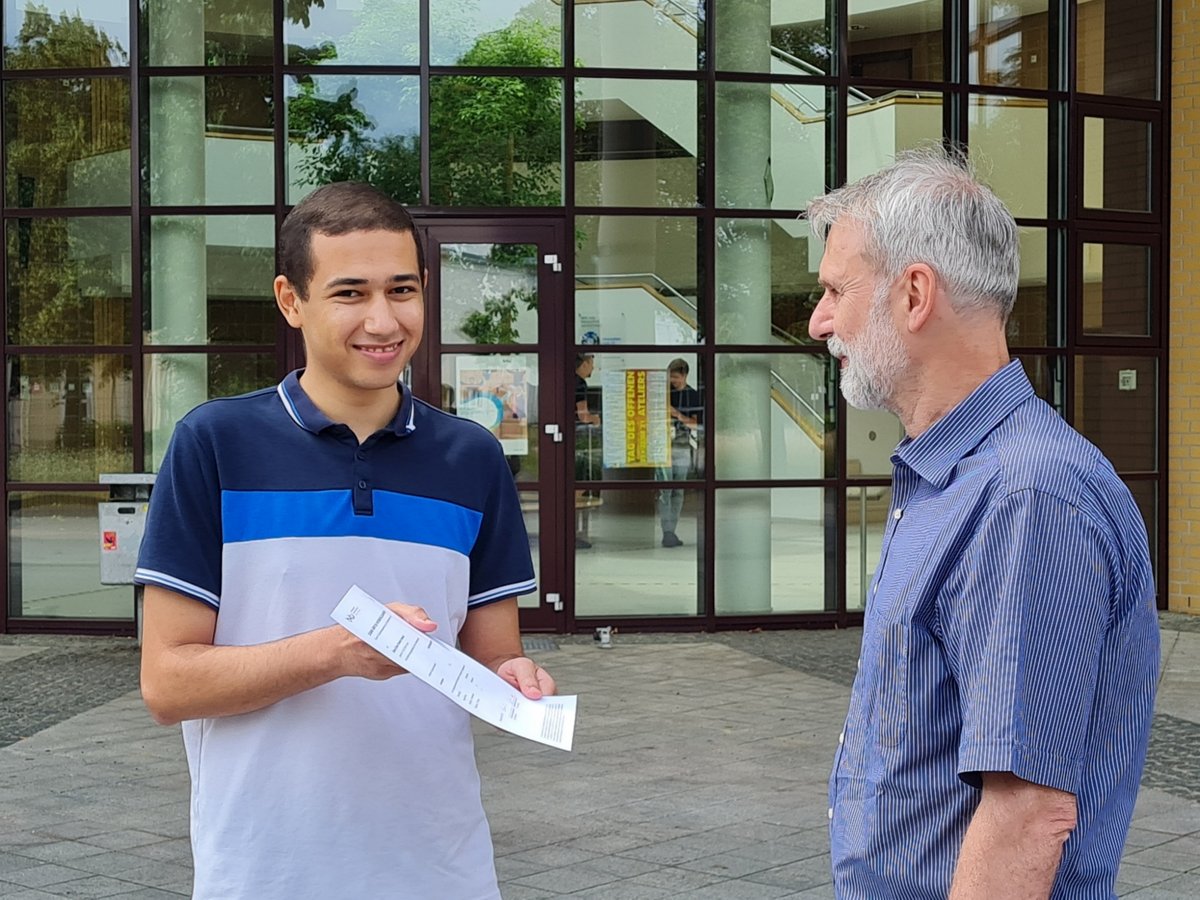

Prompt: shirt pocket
[874,622,909,748]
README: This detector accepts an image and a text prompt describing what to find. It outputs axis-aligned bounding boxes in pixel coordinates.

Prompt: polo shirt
[135,371,536,900]
[830,360,1159,899]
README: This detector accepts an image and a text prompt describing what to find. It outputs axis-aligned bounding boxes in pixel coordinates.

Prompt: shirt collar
[276,369,417,437]
[893,359,1034,488]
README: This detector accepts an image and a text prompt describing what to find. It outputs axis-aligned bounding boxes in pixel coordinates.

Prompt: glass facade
[0,1,1169,631]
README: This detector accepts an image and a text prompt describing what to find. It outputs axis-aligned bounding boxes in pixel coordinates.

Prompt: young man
[136,182,555,900]
[808,149,1158,898]
[656,358,703,547]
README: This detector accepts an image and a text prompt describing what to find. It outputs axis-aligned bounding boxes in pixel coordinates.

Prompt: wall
[1170,1,1200,614]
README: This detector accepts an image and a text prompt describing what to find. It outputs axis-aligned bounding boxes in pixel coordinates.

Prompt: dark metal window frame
[0,0,1172,634]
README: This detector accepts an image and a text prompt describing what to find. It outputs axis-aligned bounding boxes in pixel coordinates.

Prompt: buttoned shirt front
[830,361,1159,899]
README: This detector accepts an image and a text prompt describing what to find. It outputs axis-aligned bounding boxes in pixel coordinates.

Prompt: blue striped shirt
[830,360,1160,899]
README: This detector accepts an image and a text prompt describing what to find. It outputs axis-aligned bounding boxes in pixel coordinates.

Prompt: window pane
[1074,356,1157,473]
[440,243,538,345]
[1081,243,1152,338]
[287,75,420,206]
[7,355,133,482]
[572,353,705,484]
[440,353,539,482]
[146,216,276,346]
[576,0,699,70]
[717,488,828,614]
[715,0,833,76]
[715,354,828,480]
[576,78,699,208]
[1021,355,1063,414]
[847,485,891,611]
[285,0,418,65]
[144,353,275,471]
[8,492,133,619]
[716,218,820,345]
[148,76,273,206]
[847,89,943,184]
[574,489,703,617]
[1009,227,1055,347]
[5,2,128,68]
[576,216,698,345]
[431,1,561,67]
[7,217,131,346]
[849,0,943,81]
[4,78,130,207]
[430,76,563,207]
[1083,117,1152,213]
[969,0,1049,89]
[1125,479,1157,581]
[518,490,539,609]
[1077,0,1159,99]
[716,83,824,210]
[144,0,272,66]
[968,95,1047,218]
[846,406,902,478]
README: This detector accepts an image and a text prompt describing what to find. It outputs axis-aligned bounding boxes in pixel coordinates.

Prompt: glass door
[415,221,565,631]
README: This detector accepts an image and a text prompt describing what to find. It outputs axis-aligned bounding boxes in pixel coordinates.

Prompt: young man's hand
[496,657,557,700]
[329,602,438,681]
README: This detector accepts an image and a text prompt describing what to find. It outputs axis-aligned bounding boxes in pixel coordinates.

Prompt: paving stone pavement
[0,619,1196,898]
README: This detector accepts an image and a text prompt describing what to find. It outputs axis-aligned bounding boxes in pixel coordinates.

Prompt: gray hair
[806,146,1020,319]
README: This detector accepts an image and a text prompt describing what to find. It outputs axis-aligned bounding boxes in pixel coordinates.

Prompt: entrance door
[413,221,565,631]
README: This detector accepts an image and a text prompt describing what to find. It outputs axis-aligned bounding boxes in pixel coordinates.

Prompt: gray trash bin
[98,474,156,641]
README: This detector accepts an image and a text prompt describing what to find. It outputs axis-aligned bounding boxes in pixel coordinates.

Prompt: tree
[428,20,564,207]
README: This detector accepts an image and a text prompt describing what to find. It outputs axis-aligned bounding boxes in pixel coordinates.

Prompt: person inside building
[657,358,703,547]
[807,148,1159,898]
[573,352,601,548]
[135,181,555,900]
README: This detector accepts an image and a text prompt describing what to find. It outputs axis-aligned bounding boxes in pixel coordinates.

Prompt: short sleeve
[940,488,1115,794]
[134,420,223,610]
[466,442,536,608]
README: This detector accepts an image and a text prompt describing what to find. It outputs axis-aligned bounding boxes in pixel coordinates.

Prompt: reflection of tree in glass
[288,17,564,207]
[4,10,127,343]
[429,20,564,206]
[460,288,538,345]
[3,9,132,471]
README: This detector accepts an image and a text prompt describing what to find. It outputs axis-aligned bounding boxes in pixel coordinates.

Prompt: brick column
[1170,1,1200,614]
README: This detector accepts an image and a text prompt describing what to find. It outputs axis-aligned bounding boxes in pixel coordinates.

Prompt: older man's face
[809,221,909,411]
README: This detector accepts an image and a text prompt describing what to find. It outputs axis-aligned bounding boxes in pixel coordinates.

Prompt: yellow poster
[601,368,669,468]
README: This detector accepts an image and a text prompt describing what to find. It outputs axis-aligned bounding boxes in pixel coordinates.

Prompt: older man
[808,149,1159,899]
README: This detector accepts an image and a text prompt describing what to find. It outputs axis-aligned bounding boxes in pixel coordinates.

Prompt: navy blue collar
[893,359,1034,489]
[276,369,416,437]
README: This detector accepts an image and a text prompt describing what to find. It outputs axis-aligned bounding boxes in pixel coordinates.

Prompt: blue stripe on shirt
[222,489,483,556]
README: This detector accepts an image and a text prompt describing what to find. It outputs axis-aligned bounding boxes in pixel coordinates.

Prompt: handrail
[575,272,800,346]
[770,369,823,430]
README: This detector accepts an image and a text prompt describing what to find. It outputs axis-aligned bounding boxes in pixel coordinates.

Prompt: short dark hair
[668,358,689,376]
[278,182,425,298]
[575,353,594,368]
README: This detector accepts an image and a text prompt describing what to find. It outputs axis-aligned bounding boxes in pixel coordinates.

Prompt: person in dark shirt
[657,358,703,547]
[573,353,600,548]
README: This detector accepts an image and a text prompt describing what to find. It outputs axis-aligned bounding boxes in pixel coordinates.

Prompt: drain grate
[521,636,559,653]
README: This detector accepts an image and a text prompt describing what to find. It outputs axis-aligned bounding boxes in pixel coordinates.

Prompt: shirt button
[358,480,367,489]
[893,508,903,520]
[355,451,365,461]
[827,807,834,820]
[856,658,861,669]
[838,732,844,744]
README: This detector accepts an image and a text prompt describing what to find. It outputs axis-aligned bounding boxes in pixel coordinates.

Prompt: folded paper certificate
[331,585,577,751]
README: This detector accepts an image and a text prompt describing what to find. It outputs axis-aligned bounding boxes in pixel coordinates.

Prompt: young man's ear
[274,275,304,329]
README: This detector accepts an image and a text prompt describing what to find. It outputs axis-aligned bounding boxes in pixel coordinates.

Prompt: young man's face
[279,229,425,397]
[669,370,687,390]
